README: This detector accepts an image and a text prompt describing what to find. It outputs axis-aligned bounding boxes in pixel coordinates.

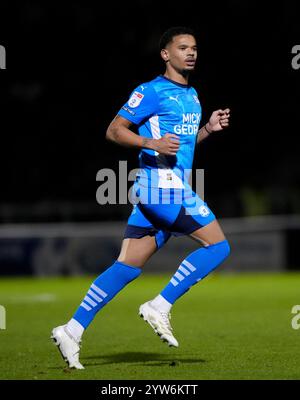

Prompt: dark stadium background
[0,0,299,224]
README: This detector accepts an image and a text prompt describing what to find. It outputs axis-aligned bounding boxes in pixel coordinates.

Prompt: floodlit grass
[0,272,300,380]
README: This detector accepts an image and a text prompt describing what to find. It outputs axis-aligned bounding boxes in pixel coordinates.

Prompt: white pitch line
[0,293,57,304]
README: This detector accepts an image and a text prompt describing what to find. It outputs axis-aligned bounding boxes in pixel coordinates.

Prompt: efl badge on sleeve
[128,91,144,108]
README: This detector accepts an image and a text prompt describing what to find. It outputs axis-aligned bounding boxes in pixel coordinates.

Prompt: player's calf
[160,239,230,304]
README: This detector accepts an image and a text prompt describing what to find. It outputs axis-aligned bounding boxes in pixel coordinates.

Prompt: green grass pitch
[0,272,300,380]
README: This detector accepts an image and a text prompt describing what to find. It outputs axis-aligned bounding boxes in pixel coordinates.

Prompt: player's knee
[117,256,146,268]
[209,239,230,262]
[222,239,231,259]
[106,261,142,282]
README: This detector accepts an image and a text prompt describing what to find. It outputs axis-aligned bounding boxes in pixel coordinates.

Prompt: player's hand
[153,133,180,155]
[207,108,230,132]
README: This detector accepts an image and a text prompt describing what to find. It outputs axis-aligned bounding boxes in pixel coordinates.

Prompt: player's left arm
[197,108,230,144]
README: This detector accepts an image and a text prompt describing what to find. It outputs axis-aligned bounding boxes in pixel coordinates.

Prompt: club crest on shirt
[193,95,200,104]
[128,91,144,108]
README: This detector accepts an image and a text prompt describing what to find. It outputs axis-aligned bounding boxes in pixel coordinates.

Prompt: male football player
[51,26,231,369]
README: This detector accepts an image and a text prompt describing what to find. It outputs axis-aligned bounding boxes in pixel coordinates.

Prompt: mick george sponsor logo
[174,113,201,135]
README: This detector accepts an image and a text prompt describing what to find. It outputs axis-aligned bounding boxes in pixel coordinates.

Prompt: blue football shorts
[124,186,216,249]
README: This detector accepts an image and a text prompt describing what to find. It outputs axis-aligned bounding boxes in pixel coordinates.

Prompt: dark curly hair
[159,26,196,51]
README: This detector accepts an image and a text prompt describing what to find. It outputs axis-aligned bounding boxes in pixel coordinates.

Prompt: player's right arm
[106,116,179,156]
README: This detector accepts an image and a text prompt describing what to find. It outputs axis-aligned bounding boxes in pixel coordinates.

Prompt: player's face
[162,34,198,73]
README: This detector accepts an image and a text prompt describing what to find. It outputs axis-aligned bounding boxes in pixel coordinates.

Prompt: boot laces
[160,311,172,331]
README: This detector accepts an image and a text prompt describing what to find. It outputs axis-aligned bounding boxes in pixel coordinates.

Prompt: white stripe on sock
[182,259,196,272]
[174,271,185,281]
[84,296,97,307]
[80,302,91,311]
[88,289,102,303]
[171,278,178,286]
[179,265,190,276]
[91,283,108,298]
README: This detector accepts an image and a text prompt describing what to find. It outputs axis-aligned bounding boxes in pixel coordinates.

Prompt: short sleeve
[117,83,160,125]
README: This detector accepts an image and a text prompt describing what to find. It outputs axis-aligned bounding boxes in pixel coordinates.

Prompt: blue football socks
[160,240,230,304]
[72,261,142,329]
[68,240,230,338]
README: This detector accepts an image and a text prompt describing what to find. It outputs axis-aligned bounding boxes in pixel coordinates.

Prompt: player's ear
[160,49,169,63]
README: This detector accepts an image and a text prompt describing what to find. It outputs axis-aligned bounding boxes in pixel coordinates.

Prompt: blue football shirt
[117,75,202,197]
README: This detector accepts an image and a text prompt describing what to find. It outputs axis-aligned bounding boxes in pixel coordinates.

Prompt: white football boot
[51,325,84,369]
[139,301,179,347]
